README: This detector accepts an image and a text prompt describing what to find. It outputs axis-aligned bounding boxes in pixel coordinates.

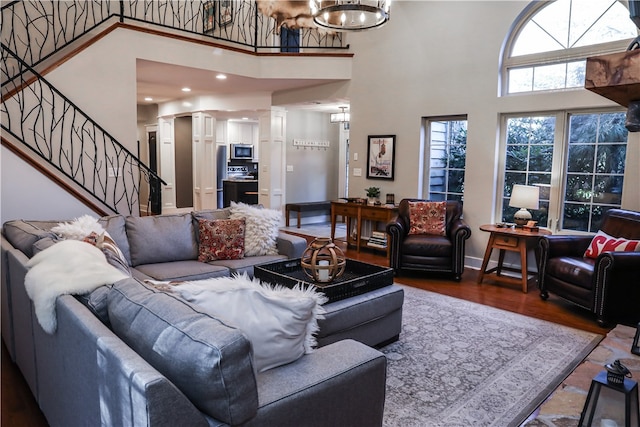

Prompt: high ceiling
[136,60,349,120]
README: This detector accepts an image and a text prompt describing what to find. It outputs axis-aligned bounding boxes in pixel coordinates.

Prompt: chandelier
[330,106,350,123]
[310,1,391,31]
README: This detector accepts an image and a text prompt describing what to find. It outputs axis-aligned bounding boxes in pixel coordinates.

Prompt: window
[424,117,467,202]
[501,111,628,232]
[502,0,637,95]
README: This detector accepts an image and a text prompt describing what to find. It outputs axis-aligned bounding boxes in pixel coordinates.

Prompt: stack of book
[367,231,388,249]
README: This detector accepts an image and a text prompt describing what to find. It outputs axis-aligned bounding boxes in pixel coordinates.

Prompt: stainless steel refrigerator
[216,145,227,208]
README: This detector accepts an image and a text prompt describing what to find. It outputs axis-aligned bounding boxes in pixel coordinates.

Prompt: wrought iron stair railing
[1,44,165,215]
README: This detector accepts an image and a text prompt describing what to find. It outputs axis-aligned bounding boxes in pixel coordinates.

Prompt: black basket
[254,258,394,303]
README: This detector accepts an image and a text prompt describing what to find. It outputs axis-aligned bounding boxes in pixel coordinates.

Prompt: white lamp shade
[509,184,540,210]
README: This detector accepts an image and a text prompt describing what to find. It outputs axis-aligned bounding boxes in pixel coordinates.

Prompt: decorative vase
[300,237,346,283]
[368,197,376,205]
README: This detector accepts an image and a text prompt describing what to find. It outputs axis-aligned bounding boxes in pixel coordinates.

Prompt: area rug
[381,285,602,427]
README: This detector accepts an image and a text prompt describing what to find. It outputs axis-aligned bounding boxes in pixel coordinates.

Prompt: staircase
[1,0,345,216]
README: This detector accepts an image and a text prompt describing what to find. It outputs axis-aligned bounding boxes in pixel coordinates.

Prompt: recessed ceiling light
[216,74,227,80]
[181,87,191,92]
[144,97,153,102]
[241,117,249,120]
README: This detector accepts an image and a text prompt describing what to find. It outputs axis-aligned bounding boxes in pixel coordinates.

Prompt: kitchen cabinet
[223,180,258,207]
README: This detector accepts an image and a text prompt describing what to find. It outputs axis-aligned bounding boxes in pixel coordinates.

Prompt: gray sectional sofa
[1,208,404,426]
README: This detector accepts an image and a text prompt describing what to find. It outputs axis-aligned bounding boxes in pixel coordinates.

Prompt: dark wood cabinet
[223,180,258,207]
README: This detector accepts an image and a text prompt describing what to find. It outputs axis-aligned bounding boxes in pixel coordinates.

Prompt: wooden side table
[477,224,551,293]
[330,200,397,258]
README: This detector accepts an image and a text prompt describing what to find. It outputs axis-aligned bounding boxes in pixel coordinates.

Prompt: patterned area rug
[381,285,602,427]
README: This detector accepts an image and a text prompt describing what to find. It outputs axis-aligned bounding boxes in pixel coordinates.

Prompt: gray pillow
[3,220,59,257]
[107,279,258,424]
[125,213,198,266]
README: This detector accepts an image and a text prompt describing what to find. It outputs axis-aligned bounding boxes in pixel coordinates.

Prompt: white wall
[1,147,97,222]
[285,110,341,205]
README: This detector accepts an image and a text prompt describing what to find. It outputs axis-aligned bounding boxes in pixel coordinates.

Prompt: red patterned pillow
[198,219,246,262]
[408,201,447,236]
[584,230,640,259]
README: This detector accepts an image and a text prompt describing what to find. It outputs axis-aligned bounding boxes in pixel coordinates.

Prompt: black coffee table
[254,258,393,303]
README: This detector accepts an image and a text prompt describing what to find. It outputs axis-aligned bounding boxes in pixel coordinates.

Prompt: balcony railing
[1,0,347,84]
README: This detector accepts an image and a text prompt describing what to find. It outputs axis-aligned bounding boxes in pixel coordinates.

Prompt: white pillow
[174,273,327,373]
[229,202,281,257]
[51,214,105,240]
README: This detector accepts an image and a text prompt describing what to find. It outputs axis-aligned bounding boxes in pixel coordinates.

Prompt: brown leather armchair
[538,209,640,326]
[386,199,471,280]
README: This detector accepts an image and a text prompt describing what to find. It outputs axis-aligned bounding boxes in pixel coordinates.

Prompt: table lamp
[509,184,539,226]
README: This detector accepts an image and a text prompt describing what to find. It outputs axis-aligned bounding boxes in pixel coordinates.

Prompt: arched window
[501,0,637,95]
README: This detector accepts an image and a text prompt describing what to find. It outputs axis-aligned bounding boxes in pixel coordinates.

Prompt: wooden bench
[285,201,332,228]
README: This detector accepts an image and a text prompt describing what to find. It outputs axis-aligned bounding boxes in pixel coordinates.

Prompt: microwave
[230,144,254,160]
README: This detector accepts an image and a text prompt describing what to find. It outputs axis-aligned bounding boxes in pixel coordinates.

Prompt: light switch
[286,165,294,172]
[354,153,358,161]
[353,168,362,177]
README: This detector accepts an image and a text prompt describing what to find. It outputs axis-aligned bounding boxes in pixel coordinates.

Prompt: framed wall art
[203,1,215,34]
[367,135,395,180]
[218,0,233,27]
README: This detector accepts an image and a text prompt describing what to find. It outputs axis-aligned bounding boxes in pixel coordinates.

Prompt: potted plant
[365,186,381,205]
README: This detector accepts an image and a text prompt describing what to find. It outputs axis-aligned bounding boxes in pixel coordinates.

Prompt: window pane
[561,111,627,232]
[596,144,626,174]
[566,61,585,88]
[533,63,567,91]
[508,68,533,93]
[427,118,467,201]
[503,115,556,226]
[567,145,595,172]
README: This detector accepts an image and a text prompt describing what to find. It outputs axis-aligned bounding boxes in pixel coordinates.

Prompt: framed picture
[218,0,233,27]
[203,1,215,34]
[367,135,395,180]
[632,322,640,356]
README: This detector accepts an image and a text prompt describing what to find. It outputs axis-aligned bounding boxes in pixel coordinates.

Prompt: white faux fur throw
[25,240,128,333]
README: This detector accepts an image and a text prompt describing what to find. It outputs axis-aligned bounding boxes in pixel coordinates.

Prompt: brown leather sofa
[386,199,471,280]
[537,209,640,326]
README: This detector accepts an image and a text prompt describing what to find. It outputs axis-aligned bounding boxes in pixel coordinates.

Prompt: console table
[477,224,551,293]
[330,200,397,257]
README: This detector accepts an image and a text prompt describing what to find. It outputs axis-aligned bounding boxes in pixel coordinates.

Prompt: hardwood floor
[1,241,610,426]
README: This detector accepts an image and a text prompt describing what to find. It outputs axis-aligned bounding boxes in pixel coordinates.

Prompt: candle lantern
[301,237,346,283]
[578,360,639,427]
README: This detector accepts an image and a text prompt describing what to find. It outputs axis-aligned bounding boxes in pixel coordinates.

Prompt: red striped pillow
[584,230,640,259]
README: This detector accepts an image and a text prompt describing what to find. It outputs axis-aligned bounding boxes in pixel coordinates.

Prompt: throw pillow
[198,218,246,262]
[229,202,281,257]
[584,230,640,259]
[174,274,327,373]
[408,201,447,236]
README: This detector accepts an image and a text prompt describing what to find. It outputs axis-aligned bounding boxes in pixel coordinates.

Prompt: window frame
[422,115,468,203]
[498,107,627,234]
[500,0,637,96]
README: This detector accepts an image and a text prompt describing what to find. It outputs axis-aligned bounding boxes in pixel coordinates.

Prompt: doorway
[174,116,193,208]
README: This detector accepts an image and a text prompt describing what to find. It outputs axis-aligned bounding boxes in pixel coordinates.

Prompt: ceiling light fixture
[310,1,390,31]
[330,106,350,123]
[216,74,227,80]
[144,97,153,102]
[181,87,191,92]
